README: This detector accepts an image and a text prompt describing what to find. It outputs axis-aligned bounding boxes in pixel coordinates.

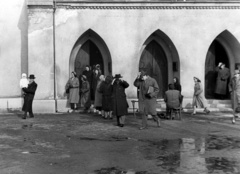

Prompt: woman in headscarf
[66,72,79,113]
[192,77,210,115]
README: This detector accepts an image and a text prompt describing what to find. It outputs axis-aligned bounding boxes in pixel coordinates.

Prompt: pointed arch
[69,29,112,76]
[205,30,240,99]
[139,29,180,98]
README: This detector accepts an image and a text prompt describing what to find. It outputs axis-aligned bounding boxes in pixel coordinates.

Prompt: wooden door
[140,40,168,98]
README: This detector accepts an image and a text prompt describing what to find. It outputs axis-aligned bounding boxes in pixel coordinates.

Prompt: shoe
[22,116,26,119]
[139,127,148,130]
[68,109,73,113]
[29,115,34,118]
[109,117,113,119]
[191,112,196,115]
[205,109,210,114]
[232,118,236,124]
[120,124,124,127]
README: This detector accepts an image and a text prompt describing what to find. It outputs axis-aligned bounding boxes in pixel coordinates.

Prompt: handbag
[66,87,70,94]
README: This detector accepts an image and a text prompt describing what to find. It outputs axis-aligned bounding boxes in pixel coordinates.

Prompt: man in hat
[22,74,38,119]
[215,62,230,99]
[229,69,240,124]
[112,74,129,127]
[134,71,161,130]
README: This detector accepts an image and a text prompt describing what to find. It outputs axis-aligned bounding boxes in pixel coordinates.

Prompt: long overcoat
[112,79,129,116]
[80,80,91,108]
[134,77,159,115]
[215,67,230,95]
[99,82,113,112]
[66,77,79,104]
[192,82,207,108]
[22,81,37,112]
[229,76,240,112]
[94,80,103,108]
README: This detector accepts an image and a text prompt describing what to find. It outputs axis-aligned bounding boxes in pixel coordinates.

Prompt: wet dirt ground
[1,111,240,174]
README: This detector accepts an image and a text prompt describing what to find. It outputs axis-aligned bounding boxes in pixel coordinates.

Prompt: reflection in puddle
[93,167,148,174]
[140,136,240,173]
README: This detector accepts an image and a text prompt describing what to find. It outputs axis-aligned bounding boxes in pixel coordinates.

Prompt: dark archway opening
[74,40,104,77]
[205,40,230,99]
[139,40,168,98]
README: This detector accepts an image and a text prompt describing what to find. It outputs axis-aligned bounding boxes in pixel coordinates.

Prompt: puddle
[93,167,148,174]
[206,134,240,150]
[139,136,240,173]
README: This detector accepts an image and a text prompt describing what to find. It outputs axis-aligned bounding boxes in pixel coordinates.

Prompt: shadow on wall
[18,0,28,77]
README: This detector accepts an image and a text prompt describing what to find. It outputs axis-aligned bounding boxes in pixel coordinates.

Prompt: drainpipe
[53,0,58,112]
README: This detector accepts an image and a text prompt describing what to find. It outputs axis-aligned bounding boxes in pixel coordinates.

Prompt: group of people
[18,62,239,127]
[66,65,129,127]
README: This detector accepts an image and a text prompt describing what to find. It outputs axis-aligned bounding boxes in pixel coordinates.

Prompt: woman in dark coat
[112,74,129,127]
[92,68,101,101]
[80,75,91,112]
[99,75,113,119]
[173,77,183,104]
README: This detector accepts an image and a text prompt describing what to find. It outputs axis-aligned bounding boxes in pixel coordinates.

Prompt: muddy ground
[0,111,240,174]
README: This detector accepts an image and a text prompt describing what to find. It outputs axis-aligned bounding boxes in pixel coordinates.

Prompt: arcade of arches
[72,30,240,100]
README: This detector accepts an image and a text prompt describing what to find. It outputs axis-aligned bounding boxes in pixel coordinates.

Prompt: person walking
[215,62,230,99]
[66,71,80,113]
[80,75,91,112]
[22,74,37,119]
[192,77,210,115]
[99,75,113,119]
[112,74,129,127]
[134,71,161,130]
[228,70,240,124]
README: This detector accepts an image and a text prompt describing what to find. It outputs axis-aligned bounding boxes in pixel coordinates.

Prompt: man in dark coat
[164,84,181,119]
[22,74,38,119]
[215,62,230,99]
[134,71,160,130]
[112,74,129,127]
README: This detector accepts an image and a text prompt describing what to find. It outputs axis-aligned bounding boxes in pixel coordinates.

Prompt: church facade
[1,0,240,112]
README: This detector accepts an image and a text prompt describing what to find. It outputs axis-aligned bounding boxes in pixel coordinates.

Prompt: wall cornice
[58,5,240,9]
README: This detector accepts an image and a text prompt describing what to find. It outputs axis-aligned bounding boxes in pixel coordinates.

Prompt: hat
[193,76,201,82]
[29,74,35,79]
[114,74,122,79]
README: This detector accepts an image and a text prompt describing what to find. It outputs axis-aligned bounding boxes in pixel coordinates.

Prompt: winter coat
[80,80,91,108]
[99,82,113,112]
[192,82,207,108]
[112,79,129,116]
[215,67,230,95]
[134,76,159,115]
[22,81,37,112]
[91,73,101,100]
[229,76,240,112]
[94,80,103,108]
[164,90,181,109]
[66,77,79,104]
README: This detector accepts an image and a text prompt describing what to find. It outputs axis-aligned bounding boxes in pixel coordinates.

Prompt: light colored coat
[66,77,79,104]
[229,76,240,112]
[192,82,207,108]
[134,76,159,115]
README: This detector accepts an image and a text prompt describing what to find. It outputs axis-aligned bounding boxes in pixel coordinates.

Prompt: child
[20,73,29,96]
